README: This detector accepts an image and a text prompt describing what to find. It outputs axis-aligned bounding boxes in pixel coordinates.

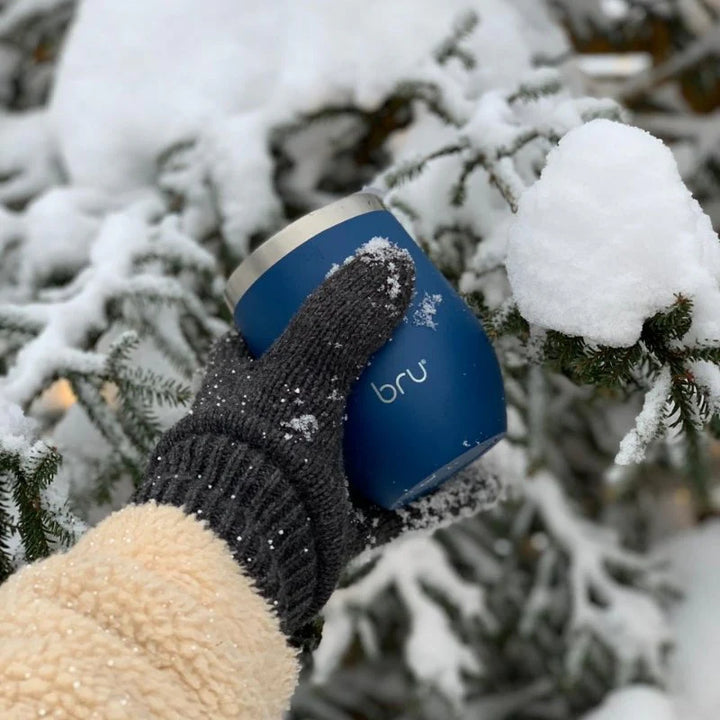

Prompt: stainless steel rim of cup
[224,192,387,311]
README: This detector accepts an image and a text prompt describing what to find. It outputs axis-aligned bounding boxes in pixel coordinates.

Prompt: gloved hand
[136,240,498,635]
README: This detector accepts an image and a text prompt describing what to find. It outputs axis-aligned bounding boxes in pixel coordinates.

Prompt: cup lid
[224,192,386,310]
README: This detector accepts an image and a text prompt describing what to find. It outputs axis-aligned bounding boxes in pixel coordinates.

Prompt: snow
[615,366,671,465]
[659,521,720,720]
[581,523,720,719]
[506,119,720,347]
[50,0,520,194]
[193,113,281,258]
[0,397,37,454]
[601,0,631,21]
[692,360,720,414]
[0,1,713,715]
[0,111,61,205]
[280,414,319,442]
[413,292,443,330]
[356,238,409,301]
[581,686,676,720]
[386,273,401,300]
[0,207,172,405]
[524,472,672,682]
[0,394,85,565]
[20,188,114,289]
[571,522,720,719]
[43,0,563,261]
[51,0,280,192]
[315,534,487,703]
[462,90,529,154]
[355,237,408,265]
[327,237,411,300]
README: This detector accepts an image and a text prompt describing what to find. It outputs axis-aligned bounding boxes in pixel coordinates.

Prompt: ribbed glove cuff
[135,433,320,635]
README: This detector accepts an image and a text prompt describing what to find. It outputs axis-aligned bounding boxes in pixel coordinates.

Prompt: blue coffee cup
[225,193,506,509]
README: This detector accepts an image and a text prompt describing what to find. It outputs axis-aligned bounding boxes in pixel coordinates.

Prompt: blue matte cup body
[227,196,506,509]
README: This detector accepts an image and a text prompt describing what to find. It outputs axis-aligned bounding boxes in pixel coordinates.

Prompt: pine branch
[385,196,420,221]
[0,481,15,580]
[643,294,693,344]
[681,344,720,363]
[74,453,130,510]
[395,80,465,127]
[382,143,466,189]
[116,394,162,457]
[450,129,548,211]
[434,10,479,70]
[67,375,140,467]
[105,331,192,407]
[12,445,59,560]
[580,100,625,124]
[115,366,192,408]
[5,441,64,564]
[507,71,563,104]
[0,305,45,337]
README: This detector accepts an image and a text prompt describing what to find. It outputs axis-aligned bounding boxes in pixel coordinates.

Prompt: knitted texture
[136,435,319,631]
[136,241,415,634]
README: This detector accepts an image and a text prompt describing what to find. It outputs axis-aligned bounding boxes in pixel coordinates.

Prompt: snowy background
[1,0,720,718]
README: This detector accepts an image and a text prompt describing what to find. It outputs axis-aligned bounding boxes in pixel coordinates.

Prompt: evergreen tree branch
[434,10,479,69]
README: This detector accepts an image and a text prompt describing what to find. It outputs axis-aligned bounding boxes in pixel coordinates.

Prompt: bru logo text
[371,360,428,404]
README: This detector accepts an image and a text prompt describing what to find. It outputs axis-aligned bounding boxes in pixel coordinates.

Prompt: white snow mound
[506,119,720,347]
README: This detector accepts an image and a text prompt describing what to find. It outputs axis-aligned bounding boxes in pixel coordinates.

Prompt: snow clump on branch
[507,119,720,347]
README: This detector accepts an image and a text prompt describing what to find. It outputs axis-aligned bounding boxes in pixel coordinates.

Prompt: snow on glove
[136,240,497,636]
[347,462,500,560]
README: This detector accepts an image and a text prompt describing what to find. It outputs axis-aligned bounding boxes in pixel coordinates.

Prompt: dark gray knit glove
[136,242,498,635]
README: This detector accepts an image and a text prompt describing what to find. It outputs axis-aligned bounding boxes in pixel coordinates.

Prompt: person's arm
[0,503,297,719]
[0,243,498,719]
[0,245,416,720]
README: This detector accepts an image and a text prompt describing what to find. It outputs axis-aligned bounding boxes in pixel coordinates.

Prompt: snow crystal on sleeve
[280,414,319,442]
[506,119,720,347]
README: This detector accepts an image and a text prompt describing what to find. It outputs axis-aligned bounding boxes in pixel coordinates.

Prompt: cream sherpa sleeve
[0,503,299,720]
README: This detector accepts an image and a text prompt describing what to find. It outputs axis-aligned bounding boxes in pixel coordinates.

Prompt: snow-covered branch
[616,367,672,465]
[381,68,621,222]
[315,534,492,704]
[525,472,674,683]
[0,397,84,576]
[0,207,218,408]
